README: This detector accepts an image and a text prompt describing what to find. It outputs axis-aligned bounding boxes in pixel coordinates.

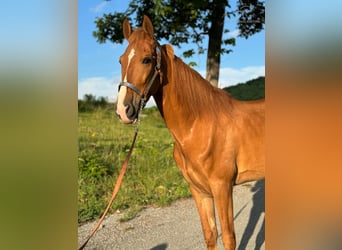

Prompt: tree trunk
[206,0,226,87]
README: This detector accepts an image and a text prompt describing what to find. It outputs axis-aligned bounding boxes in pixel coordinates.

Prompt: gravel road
[78,180,264,250]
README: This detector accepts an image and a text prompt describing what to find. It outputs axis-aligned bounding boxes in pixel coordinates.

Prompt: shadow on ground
[150,243,168,250]
[237,179,265,250]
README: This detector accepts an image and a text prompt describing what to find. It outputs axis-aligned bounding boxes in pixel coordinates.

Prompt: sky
[78,1,265,103]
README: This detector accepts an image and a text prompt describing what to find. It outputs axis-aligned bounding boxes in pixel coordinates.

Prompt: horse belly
[235,167,264,185]
[235,142,265,185]
[233,106,265,185]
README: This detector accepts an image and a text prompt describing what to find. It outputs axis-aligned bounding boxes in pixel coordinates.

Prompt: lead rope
[79,46,160,250]
[78,99,145,250]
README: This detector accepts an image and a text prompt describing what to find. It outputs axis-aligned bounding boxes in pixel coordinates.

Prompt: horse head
[116,16,162,124]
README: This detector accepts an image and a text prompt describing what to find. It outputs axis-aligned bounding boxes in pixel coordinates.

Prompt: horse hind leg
[190,186,218,250]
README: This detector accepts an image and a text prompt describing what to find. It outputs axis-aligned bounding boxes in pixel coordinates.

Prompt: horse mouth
[116,104,138,124]
[116,114,135,124]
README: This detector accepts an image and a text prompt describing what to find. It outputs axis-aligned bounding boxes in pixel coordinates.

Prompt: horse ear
[123,19,132,40]
[142,15,154,37]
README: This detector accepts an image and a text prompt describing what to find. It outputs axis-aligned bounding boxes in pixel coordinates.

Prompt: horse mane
[169,55,234,120]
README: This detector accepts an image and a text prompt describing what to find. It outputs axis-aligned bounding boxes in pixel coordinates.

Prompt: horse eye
[142,57,152,64]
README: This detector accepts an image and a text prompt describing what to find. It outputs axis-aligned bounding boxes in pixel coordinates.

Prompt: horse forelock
[121,28,159,84]
[127,28,155,48]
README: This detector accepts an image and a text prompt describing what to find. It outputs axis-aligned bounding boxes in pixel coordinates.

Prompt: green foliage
[78,94,112,112]
[93,0,265,58]
[237,0,265,39]
[93,13,128,44]
[93,0,264,87]
[223,76,265,100]
[78,108,191,223]
[182,49,196,58]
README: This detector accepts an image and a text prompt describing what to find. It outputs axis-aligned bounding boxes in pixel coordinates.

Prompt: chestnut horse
[116,16,265,250]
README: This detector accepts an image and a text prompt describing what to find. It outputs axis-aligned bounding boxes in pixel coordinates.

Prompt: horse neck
[153,50,233,135]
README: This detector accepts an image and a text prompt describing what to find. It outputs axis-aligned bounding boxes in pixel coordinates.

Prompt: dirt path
[78,180,264,250]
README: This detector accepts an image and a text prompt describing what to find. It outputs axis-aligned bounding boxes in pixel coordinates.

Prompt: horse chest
[173,143,212,193]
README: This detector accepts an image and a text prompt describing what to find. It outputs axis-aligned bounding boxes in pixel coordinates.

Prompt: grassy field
[78,107,191,223]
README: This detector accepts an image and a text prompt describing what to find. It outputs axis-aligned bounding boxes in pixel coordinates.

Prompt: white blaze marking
[117,48,135,123]
[123,48,135,82]
[117,85,127,109]
[117,85,130,122]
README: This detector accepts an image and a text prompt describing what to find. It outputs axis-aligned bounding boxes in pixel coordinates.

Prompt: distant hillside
[222,76,265,101]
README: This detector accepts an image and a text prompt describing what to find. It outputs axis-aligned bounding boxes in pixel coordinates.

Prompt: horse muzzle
[116,102,139,124]
[116,84,141,124]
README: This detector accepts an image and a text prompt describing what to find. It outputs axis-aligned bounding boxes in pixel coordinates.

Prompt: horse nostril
[125,103,137,120]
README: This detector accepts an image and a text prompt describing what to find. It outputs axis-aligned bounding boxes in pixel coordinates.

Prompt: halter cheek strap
[118,46,161,101]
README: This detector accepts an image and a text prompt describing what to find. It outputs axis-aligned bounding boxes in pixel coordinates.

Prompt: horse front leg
[190,186,218,250]
[212,181,236,250]
[173,145,218,249]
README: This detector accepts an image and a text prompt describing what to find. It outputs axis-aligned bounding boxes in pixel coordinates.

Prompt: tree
[78,94,110,112]
[93,0,264,87]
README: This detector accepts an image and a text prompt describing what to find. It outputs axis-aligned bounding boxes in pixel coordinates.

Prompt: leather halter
[119,46,161,102]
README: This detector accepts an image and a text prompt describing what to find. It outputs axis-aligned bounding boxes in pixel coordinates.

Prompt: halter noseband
[119,46,161,102]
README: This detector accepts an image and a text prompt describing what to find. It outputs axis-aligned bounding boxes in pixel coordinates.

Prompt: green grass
[78,107,191,223]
